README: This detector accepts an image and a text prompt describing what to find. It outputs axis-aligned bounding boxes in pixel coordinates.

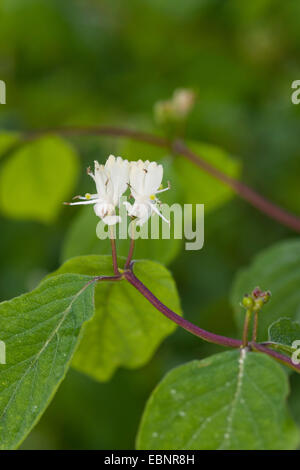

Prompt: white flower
[124,160,170,226]
[65,155,129,225]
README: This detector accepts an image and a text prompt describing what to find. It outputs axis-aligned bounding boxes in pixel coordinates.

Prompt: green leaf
[289,373,300,429]
[0,273,95,449]
[119,137,241,213]
[61,206,182,266]
[118,137,167,163]
[231,239,300,341]
[268,318,300,355]
[137,349,299,450]
[0,132,20,158]
[50,255,182,381]
[0,136,79,223]
[174,141,241,212]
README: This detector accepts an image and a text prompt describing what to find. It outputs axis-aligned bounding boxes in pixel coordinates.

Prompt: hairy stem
[14,125,300,233]
[124,268,242,349]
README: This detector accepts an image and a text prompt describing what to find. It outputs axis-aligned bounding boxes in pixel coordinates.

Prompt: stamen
[155,186,170,194]
[64,199,100,206]
[151,203,170,224]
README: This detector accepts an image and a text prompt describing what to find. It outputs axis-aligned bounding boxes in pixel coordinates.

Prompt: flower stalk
[125,220,136,269]
[252,311,259,343]
[242,309,252,347]
[109,226,119,275]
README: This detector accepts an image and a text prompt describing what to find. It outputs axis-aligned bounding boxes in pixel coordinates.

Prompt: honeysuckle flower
[64,155,129,225]
[124,160,170,226]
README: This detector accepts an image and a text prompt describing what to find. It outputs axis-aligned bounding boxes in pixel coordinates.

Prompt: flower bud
[241,294,254,309]
[253,298,265,312]
[262,290,271,304]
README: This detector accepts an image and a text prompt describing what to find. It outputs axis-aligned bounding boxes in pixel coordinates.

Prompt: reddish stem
[252,311,259,343]
[124,268,242,349]
[90,271,300,374]
[125,220,136,269]
[124,267,300,373]
[125,237,135,270]
[251,342,300,373]
[172,140,300,233]
[15,126,300,233]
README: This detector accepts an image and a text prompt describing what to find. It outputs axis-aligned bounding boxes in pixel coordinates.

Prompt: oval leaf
[0,136,79,223]
[137,349,299,450]
[51,255,182,381]
[268,318,300,355]
[0,273,95,449]
[0,132,20,158]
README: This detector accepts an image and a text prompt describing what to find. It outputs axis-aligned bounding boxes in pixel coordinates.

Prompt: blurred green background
[0,0,300,449]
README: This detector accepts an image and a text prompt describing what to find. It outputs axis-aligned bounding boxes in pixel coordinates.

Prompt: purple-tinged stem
[125,220,136,269]
[4,125,299,233]
[125,237,135,270]
[124,269,242,349]
[251,342,300,373]
[252,311,259,343]
[172,140,300,233]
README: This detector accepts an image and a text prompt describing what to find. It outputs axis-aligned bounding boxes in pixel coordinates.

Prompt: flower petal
[144,162,163,196]
[102,215,121,225]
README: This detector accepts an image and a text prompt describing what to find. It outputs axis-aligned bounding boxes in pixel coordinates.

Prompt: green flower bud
[242,295,254,309]
[262,291,271,304]
[253,298,264,312]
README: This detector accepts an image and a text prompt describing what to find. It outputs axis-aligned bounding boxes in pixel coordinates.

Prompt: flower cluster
[65,155,170,226]
[241,287,271,312]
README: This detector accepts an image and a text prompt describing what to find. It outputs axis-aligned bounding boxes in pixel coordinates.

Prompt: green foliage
[119,138,241,213]
[174,141,241,212]
[0,132,20,158]
[0,136,79,223]
[0,273,95,449]
[289,373,300,432]
[50,255,182,381]
[231,239,300,341]
[1,0,300,450]
[137,349,299,450]
[268,318,300,355]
